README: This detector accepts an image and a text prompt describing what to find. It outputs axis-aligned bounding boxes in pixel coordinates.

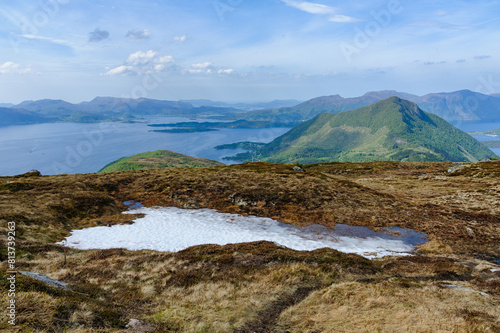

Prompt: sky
[0,0,499,103]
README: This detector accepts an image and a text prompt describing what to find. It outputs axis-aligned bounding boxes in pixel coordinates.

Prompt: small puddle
[58,207,428,258]
[123,200,144,209]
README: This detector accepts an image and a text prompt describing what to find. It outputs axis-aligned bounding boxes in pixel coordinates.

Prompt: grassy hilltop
[0,161,499,332]
[99,150,225,172]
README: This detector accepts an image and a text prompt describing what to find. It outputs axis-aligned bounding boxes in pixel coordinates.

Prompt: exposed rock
[229,193,253,207]
[14,169,42,178]
[293,166,305,172]
[183,199,201,209]
[19,271,69,290]
[447,165,466,173]
[439,284,489,297]
[125,319,155,332]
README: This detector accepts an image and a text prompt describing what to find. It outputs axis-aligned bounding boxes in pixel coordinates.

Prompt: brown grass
[0,161,499,331]
[276,280,500,333]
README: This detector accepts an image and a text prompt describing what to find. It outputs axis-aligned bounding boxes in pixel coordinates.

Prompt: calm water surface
[0,119,498,176]
[0,117,290,176]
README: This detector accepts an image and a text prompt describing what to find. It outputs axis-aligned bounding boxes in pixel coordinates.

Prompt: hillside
[0,107,52,125]
[233,97,497,164]
[99,150,225,172]
[237,90,417,123]
[414,90,500,121]
[232,90,500,123]
[0,161,499,332]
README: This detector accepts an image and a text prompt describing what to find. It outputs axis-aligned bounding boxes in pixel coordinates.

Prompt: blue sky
[0,0,499,103]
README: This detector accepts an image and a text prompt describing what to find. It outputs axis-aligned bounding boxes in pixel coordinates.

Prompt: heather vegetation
[1,161,499,331]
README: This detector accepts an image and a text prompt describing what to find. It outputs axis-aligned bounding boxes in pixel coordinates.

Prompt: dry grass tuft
[417,238,454,254]
[277,280,500,333]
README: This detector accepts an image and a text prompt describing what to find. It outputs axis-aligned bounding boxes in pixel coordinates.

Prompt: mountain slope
[234,90,500,123]
[247,97,497,163]
[0,107,52,125]
[16,99,78,115]
[413,90,500,121]
[237,91,416,123]
[181,99,301,110]
[99,150,225,172]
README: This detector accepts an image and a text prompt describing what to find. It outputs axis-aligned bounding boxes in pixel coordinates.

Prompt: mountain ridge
[231,97,497,164]
[234,89,500,123]
[2,89,500,125]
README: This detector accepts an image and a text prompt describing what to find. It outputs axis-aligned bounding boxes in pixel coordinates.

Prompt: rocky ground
[1,161,499,332]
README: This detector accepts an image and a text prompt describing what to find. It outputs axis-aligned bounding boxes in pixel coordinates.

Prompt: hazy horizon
[2,88,499,106]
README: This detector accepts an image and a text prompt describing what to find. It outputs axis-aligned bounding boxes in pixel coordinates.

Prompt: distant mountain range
[228,97,497,164]
[235,90,500,123]
[0,97,300,126]
[0,107,52,126]
[180,99,302,111]
[2,90,500,126]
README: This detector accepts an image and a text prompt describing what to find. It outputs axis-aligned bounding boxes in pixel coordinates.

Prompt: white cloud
[157,56,174,64]
[191,62,212,68]
[281,0,359,23]
[174,35,187,42]
[106,54,232,77]
[182,62,234,75]
[281,0,335,15]
[20,34,72,46]
[217,69,234,75]
[105,50,174,75]
[185,69,204,74]
[126,50,158,65]
[329,15,360,23]
[0,62,31,74]
[154,64,166,71]
[104,65,133,76]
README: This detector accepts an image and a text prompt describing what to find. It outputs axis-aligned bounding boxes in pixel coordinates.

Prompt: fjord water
[0,117,290,176]
[0,119,499,176]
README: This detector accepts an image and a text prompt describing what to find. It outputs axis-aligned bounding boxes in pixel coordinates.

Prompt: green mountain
[232,97,498,164]
[99,150,225,173]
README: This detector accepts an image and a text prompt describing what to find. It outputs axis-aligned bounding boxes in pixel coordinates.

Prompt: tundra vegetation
[1,161,499,332]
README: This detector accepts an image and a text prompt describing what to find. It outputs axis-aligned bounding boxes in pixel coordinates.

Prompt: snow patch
[58,207,427,258]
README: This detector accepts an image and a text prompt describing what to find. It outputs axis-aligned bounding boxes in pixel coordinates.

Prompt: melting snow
[58,207,427,258]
